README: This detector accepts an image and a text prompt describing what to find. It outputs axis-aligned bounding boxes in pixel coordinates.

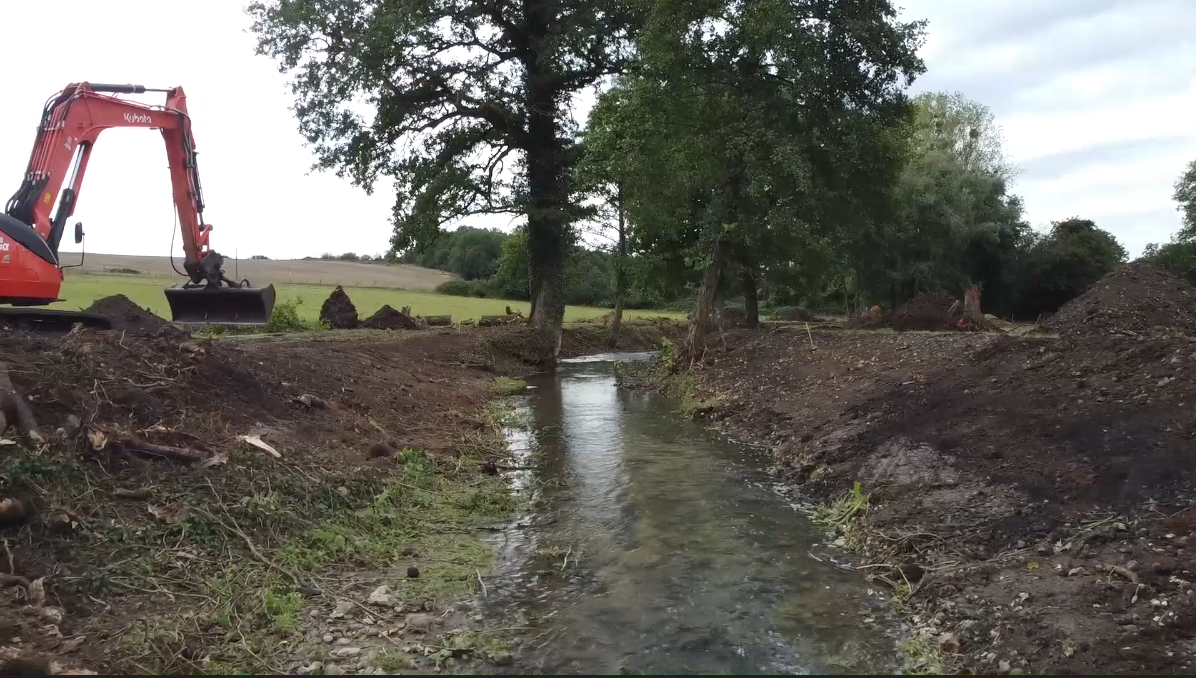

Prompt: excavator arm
[0,82,274,325]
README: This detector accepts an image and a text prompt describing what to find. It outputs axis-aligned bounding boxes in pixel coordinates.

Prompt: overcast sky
[0,1,1192,261]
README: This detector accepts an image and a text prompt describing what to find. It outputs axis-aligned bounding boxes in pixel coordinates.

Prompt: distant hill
[62,253,456,291]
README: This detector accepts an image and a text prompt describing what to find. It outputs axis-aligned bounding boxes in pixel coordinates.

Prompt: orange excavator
[0,82,274,329]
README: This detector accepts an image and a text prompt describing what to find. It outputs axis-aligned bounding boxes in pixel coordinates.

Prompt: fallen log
[91,429,208,463]
[116,434,208,463]
[425,315,452,327]
[478,315,505,327]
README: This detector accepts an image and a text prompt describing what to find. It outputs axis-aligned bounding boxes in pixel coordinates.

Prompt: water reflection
[486,355,897,675]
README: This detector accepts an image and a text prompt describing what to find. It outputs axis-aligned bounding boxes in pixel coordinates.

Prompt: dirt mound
[362,305,421,330]
[320,285,359,329]
[1049,261,1196,338]
[691,326,1196,674]
[83,294,187,338]
[890,290,958,331]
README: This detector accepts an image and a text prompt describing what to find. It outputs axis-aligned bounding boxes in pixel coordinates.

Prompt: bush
[436,279,496,298]
[265,297,310,333]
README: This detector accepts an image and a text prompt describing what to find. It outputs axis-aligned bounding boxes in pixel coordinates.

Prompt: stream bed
[483,352,900,675]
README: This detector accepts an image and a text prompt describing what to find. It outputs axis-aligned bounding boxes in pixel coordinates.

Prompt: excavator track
[0,308,114,331]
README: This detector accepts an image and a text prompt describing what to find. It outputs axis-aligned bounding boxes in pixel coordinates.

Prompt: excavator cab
[165,283,276,326]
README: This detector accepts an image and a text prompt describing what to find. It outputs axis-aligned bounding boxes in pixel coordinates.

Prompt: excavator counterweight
[0,82,274,328]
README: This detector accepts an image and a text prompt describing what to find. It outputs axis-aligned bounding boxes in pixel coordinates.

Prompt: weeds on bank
[899,638,951,675]
[1,421,520,674]
[813,481,869,539]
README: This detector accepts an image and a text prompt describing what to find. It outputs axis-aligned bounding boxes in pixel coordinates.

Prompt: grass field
[63,253,455,290]
[52,273,684,323]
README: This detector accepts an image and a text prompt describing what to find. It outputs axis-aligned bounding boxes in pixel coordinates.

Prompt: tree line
[250,0,1149,355]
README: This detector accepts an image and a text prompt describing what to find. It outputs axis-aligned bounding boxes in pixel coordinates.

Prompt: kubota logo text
[123,112,152,124]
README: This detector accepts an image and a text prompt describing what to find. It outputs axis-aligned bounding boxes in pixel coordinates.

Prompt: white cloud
[1,0,1192,264]
[901,0,1196,255]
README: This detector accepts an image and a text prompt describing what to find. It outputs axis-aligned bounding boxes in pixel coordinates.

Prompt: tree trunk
[609,182,627,347]
[741,268,759,329]
[523,50,568,356]
[683,237,726,366]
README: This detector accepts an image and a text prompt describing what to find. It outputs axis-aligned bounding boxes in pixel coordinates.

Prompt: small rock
[324,664,346,675]
[323,634,335,644]
[331,647,362,658]
[997,659,1011,674]
[331,601,354,618]
[1067,567,1086,577]
[407,566,421,579]
[405,613,434,632]
[368,585,397,607]
[297,661,323,675]
[336,637,351,646]
[308,609,320,618]
[1126,560,1140,572]
[491,650,515,666]
[833,537,847,547]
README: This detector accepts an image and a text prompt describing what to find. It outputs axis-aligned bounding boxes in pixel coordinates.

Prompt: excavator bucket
[164,284,276,326]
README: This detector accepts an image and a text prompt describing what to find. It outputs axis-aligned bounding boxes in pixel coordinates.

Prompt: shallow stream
[484,352,898,675]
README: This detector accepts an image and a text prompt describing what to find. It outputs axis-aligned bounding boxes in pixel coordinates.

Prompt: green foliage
[658,338,678,373]
[814,481,870,533]
[436,279,496,299]
[1142,239,1196,286]
[1015,217,1128,318]
[1173,159,1196,241]
[249,0,645,331]
[400,227,509,281]
[265,297,311,333]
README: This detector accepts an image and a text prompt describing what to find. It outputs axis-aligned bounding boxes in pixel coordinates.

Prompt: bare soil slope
[689,263,1196,674]
[0,317,549,673]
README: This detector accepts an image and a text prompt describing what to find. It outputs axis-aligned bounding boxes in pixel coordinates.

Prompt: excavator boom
[1,82,274,326]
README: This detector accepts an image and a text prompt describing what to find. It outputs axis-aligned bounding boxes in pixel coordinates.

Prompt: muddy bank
[0,318,597,674]
[655,264,1196,674]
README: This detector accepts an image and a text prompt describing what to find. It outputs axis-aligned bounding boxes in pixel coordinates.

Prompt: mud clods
[1049,261,1196,338]
[84,294,187,338]
[319,286,359,329]
[362,305,420,330]
[890,290,958,331]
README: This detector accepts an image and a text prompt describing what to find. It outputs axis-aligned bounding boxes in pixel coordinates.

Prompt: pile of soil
[320,285,359,329]
[1049,261,1196,338]
[83,294,187,339]
[889,289,958,331]
[362,304,421,330]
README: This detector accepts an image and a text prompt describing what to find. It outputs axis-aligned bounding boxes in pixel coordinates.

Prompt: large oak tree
[249,0,640,337]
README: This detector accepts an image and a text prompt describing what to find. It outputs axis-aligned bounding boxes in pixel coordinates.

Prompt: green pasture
[54,273,684,323]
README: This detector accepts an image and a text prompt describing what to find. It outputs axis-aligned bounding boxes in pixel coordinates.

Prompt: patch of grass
[813,481,869,537]
[5,420,522,674]
[377,650,415,671]
[495,376,526,395]
[53,273,685,323]
[899,637,951,675]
